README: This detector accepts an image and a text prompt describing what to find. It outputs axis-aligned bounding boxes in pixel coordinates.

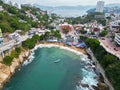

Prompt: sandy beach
[38,42,87,54]
[1,42,110,90]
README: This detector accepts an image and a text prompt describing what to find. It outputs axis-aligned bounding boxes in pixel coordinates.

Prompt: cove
[3,47,98,90]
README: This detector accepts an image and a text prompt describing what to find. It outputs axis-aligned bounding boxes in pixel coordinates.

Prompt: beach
[1,42,109,90]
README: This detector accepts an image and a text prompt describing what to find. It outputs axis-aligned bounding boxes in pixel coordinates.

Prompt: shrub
[3,56,13,66]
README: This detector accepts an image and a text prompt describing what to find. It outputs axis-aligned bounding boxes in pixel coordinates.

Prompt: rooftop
[116,33,120,36]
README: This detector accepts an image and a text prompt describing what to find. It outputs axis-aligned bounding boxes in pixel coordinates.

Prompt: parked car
[101,38,105,40]
[114,48,118,51]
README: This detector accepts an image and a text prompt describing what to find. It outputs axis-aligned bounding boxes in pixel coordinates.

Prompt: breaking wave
[22,44,99,90]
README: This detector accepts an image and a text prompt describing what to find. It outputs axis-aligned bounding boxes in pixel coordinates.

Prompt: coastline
[86,48,114,90]
[0,42,108,90]
[0,49,30,90]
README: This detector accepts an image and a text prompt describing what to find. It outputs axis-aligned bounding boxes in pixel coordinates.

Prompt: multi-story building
[7,1,13,6]
[0,29,3,45]
[0,6,3,11]
[2,0,21,9]
[14,2,21,9]
[1,0,8,4]
[110,20,120,31]
[96,1,105,13]
[115,33,120,46]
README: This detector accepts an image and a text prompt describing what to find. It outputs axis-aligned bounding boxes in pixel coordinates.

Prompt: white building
[105,13,110,17]
[110,20,120,30]
[7,1,13,6]
[9,32,20,42]
[96,1,105,13]
[0,6,4,11]
[115,33,120,45]
[1,0,8,4]
[14,2,21,9]
[1,0,21,9]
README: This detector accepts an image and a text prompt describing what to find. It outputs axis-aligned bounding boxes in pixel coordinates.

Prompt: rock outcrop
[0,50,30,90]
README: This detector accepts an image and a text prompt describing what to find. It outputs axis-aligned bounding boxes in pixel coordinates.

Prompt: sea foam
[22,44,99,90]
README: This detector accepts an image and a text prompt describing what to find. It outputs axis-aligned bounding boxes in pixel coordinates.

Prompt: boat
[54,59,61,63]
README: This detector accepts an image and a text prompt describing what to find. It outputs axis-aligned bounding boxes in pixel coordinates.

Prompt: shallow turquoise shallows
[3,47,87,90]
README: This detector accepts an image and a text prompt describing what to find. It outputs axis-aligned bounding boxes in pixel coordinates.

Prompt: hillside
[34,4,94,10]
[106,3,120,7]
[0,1,53,33]
[87,3,120,14]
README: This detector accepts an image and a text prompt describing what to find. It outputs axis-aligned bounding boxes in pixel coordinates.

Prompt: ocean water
[3,47,98,90]
[52,9,87,17]
[39,7,87,17]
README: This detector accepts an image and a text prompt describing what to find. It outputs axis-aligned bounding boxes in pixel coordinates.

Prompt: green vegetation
[22,35,40,49]
[51,30,61,39]
[3,47,21,66]
[81,36,120,90]
[66,12,106,26]
[3,34,39,65]
[22,30,61,49]
[3,56,13,66]
[0,1,55,33]
[40,30,61,41]
[62,28,69,34]
[10,47,22,58]
[79,30,87,34]
[0,1,32,33]
[99,30,108,37]
[79,36,88,41]
[0,1,58,66]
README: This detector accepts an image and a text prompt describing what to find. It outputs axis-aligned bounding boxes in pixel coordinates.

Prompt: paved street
[0,35,29,53]
[99,38,120,59]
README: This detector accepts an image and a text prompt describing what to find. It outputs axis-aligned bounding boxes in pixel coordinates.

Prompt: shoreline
[86,48,114,90]
[0,49,30,90]
[0,42,109,90]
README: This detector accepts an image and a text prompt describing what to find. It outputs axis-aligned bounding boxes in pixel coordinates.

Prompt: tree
[0,22,14,33]
[44,31,50,40]
[54,30,61,39]
[101,54,116,68]
[15,47,21,53]
[22,35,40,49]
[30,21,38,28]
[22,38,34,49]
[62,28,69,34]
[99,30,108,37]
[39,34,45,41]
[106,17,111,20]
[3,56,13,66]
[79,36,87,41]
[9,18,20,30]
[79,30,87,34]
[7,7,18,14]
[106,62,120,90]
[97,19,106,26]
[32,34,40,43]
[85,38,100,51]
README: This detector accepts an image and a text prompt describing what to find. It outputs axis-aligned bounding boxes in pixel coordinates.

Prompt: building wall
[96,1,104,13]
[115,33,120,45]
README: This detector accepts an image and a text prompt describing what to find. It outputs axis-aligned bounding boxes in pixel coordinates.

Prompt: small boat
[54,59,61,63]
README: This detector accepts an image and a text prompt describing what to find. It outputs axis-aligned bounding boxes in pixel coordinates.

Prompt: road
[99,38,120,59]
[0,35,29,53]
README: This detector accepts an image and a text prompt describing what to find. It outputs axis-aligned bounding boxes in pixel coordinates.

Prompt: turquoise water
[3,47,97,90]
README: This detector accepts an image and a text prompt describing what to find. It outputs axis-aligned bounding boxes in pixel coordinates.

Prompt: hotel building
[96,1,105,13]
